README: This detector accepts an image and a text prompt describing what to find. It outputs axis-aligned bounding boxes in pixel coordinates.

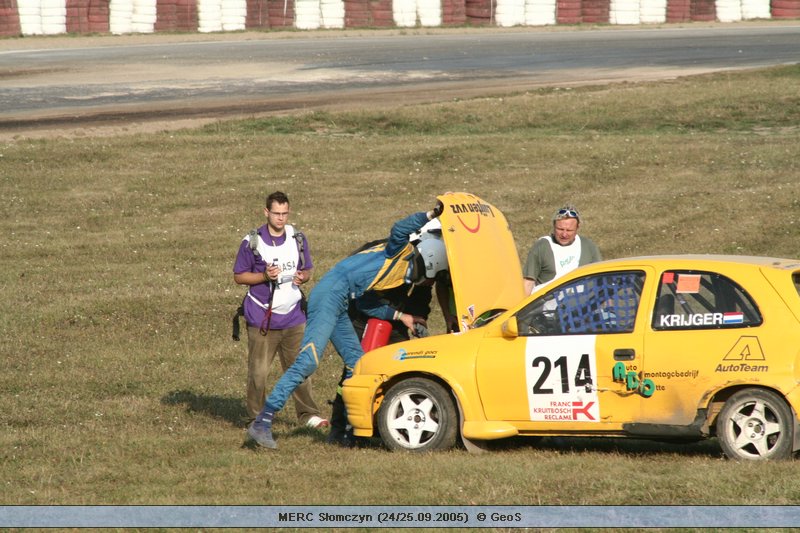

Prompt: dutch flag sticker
[723,312,744,325]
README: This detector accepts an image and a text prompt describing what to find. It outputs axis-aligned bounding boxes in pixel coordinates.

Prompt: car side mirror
[501,316,519,338]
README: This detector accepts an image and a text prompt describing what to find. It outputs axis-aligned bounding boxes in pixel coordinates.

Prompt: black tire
[377,378,458,452]
[716,389,794,461]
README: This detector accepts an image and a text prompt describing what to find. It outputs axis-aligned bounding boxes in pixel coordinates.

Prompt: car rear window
[794,273,800,299]
[652,270,762,330]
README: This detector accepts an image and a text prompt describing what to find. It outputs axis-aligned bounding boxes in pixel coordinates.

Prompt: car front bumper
[342,373,385,437]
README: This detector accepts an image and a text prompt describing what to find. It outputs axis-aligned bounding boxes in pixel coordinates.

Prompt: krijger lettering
[660,313,724,328]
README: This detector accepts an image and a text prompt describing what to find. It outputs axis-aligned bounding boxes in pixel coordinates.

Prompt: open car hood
[437,192,524,329]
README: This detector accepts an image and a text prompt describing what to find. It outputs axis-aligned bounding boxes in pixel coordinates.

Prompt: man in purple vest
[233,191,328,430]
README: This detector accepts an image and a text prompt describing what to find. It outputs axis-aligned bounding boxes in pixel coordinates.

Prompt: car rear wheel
[377,378,458,452]
[716,389,794,461]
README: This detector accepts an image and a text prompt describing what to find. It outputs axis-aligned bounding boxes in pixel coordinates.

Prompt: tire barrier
[343,0,393,26]
[320,0,345,28]
[66,0,109,32]
[268,0,295,27]
[0,0,22,35]
[155,0,197,31]
[109,0,133,33]
[640,0,667,22]
[40,0,67,34]
[17,0,43,35]
[771,0,799,17]
[294,0,320,28]
[666,0,690,21]
[1,0,797,36]
[465,0,493,24]
[197,0,222,31]
[495,0,526,27]
[557,0,582,22]
[526,0,556,24]
[390,0,443,27]
[691,0,716,20]
[132,0,157,32]
[610,0,640,24]
[582,0,609,23]
[442,0,466,24]
[742,0,770,17]
[221,0,247,30]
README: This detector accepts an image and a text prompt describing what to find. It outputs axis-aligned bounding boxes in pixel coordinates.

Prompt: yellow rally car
[342,192,800,460]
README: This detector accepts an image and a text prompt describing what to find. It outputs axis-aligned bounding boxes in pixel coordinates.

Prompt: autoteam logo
[449,201,495,233]
[716,336,768,373]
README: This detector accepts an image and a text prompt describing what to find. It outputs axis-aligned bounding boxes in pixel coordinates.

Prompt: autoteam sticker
[716,336,768,373]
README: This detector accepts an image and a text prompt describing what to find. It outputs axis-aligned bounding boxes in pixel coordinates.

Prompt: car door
[475,269,651,430]
[639,269,766,426]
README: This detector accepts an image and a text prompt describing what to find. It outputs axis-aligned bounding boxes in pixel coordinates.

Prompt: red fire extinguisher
[361,318,392,352]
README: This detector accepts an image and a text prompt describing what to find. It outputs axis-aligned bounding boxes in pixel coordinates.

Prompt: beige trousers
[245,323,322,424]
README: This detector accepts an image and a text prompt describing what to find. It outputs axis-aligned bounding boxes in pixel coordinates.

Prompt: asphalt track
[1,23,798,136]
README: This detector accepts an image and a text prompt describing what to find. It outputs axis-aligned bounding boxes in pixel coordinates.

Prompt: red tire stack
[245,0,269,27]
[159,0,198,30]
[582,0,609,22]
[556,0,582,22]
[86,0,110,31]
[465,0,492,25]
[666,0,691,20]
[67,0,86,32]
[771,0,800,17]
[370,0,395,27]
[442,0,466,24]
[154,0,176,30]
[267,0,294,27]
[0,0,22,36]
[343,0,369,25]
[690,0,715,20]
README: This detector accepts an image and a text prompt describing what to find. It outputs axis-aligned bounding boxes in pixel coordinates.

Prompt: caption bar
[3,505,800,528]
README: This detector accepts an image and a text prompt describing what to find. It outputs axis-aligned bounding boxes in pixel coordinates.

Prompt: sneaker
[247,420,277,449]
[306,415,330,429]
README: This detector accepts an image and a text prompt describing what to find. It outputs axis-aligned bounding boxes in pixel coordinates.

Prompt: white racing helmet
[409,218,442,245]
[406,236,448,284]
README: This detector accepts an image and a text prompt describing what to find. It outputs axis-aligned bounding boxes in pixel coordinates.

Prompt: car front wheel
[377,378,458,452]
[716,389,794,461]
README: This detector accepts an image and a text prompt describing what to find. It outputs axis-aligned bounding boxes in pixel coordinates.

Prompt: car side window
[516,271,646,336]
[652,270,762,330]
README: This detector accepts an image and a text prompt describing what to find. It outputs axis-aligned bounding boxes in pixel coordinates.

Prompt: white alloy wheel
[377,378,458,452]
[716,389,794,461]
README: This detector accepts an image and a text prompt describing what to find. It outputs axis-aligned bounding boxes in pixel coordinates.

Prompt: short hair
[552,205,581,224]
[266,191,290,210]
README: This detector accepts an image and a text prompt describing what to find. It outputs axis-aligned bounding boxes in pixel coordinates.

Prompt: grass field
[2,64,800,508]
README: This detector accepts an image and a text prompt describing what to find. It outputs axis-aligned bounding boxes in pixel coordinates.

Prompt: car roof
[589,255,800,271]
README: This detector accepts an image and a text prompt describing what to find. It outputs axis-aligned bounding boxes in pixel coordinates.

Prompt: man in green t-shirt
[523,205,602,295]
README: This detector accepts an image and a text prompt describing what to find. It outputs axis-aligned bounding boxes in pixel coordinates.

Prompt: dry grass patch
[1,65,800,506]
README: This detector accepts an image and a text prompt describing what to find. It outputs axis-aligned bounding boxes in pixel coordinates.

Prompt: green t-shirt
[523,235,602,285]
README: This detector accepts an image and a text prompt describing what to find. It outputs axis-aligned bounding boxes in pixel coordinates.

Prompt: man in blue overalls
[247,200,444,449]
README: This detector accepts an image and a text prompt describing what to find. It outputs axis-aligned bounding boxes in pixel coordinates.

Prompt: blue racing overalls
[263,211,430,413]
